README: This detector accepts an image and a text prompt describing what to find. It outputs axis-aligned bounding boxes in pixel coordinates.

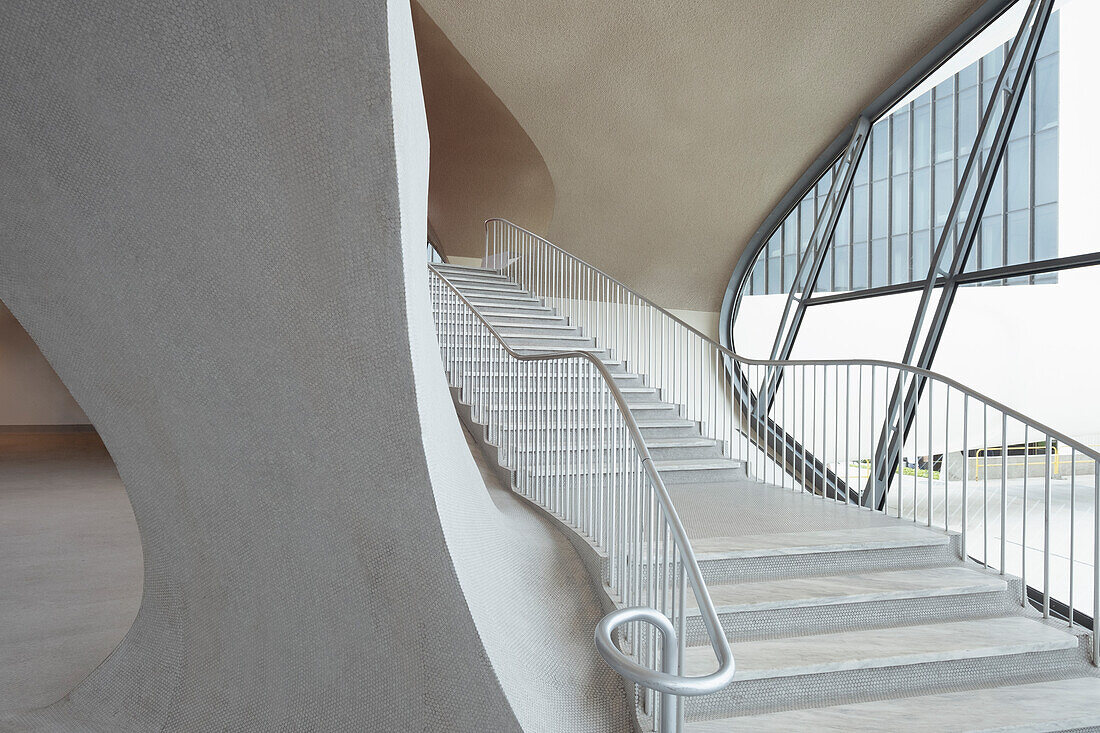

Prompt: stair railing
[429,266,735,733]
[484,217,1100,666]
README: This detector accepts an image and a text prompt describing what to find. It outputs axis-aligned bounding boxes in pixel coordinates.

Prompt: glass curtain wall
[730,0,1100,616]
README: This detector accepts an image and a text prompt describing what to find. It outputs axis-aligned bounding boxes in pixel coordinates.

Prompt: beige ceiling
[412,3,554,262]
[415,0,988,310]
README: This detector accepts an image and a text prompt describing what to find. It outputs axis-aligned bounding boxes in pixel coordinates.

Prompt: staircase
[431,258,1100,732]
[436,264,748,487]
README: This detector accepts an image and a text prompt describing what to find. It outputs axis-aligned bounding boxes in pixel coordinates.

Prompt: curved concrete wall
[0,1,626,730]
[411,2,555,261]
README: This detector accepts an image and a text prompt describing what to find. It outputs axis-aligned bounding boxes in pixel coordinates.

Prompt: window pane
[892,110,910,174]
[800,199,816,250]
[913,167,931,228]
[833,243,851,291]
[1034,129,1057,206]
[1006,138,1029,211]
[872,121,889,180]
[852,185,869,243]
[1035,55,1058,131]
[980,215,1003,270]
[767,256,782,293]
[872,179,889,238]
[912,229,931,280]
[957,86,978,156]
[892,175,910,235]
[934,161,954,226]
[750,260,765,295]
[934,81,954,163]
[852,241,869,290]
[1034,203,1057,261]
[1006,209,1029,265]
[891,234,910,283]
[783,220,798,255]
[871,238,889,288]
[914,103,931,168]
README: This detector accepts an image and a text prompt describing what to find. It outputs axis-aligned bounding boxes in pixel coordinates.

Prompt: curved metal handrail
[482,218,1100,465]
[430,264,737,704]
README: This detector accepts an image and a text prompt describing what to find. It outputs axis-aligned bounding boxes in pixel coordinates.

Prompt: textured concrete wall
[0,1,626,730]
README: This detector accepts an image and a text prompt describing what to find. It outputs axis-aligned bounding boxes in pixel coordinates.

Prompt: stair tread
[685,677,1100,732]
[497,333,592,342]
[654,458,743,471]
[688,565,1006,614]
[465,293,542,304]
[487,322,575,331]
[683,616,1077,681]
[467,300,550,310]
[692,525,951,560]
[635,417,697,428]
[479,311,563,320]
[646,437,719,447]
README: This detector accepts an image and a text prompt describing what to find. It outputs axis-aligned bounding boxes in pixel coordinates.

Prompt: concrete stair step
[682,616,1081,721]
[692,566,1007,616]
[693,525,959,584]
[499,334,597,349]
[646,437,726,460]
[465,292,544,306]
[467,300,552,313]
[681,565,1017,645]
[653,458,746,484]
[684,564,1010,638]
[480,312,569,324]
[431,264,507,280]
[685,677,1100,732]
[448,281,525,294]
[491,323,582,335]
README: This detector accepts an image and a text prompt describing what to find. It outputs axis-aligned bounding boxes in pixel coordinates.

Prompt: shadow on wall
[411,1,555,262]
[0,299,89,427]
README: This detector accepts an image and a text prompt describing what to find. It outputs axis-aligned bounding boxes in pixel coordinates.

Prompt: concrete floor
[0,431,142,716]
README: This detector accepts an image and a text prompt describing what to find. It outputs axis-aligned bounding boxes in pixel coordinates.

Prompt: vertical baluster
[1070,448,1076,627]
[1044,434,1052,618]
[1022,426,1028,607]
[962,395,969,561]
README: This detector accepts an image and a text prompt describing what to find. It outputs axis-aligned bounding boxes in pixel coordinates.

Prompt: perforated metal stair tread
[684,677,1100,732]
[691,525,950,560]
[684,566,1007,614]
[682,616,1078,681]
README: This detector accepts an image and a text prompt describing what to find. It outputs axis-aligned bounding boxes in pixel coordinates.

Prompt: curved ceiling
[411,2,554,261]
[416,0,988,310]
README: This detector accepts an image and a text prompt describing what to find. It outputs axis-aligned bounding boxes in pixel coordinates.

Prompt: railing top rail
[484,218,1100,464]
[430,264,736,697]
[485,217,717,344]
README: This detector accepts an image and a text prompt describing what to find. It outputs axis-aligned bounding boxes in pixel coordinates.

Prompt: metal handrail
[483,218,1100,465]
[429,265,736,726]
[482,217,1100,671]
